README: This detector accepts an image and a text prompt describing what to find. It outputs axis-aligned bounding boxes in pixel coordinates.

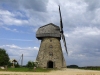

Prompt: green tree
[0,48,9,66]
[26,61,35,70]
[67,65,79,68]
[15,62,20,68]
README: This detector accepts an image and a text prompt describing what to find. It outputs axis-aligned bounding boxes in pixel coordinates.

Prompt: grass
[0,67,53,72]
[78,67,100,71]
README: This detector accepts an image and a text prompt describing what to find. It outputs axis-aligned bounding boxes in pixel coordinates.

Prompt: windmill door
[47,61,54,68]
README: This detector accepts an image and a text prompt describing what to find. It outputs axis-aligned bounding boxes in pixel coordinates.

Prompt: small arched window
[49,45,53,48]
[50,39,52,42]
[49,52,53,56]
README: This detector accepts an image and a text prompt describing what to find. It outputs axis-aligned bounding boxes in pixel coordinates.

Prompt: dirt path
[0,68,100,75]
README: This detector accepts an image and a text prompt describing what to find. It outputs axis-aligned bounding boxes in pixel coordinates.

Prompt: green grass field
[0,67,53,72]
[78,67,100,71]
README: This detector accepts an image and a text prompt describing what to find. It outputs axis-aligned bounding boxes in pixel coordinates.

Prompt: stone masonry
[36,37,66,68]
[36,23,66,68]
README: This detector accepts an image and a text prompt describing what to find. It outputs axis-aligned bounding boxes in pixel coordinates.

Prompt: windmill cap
[36,23,61,39]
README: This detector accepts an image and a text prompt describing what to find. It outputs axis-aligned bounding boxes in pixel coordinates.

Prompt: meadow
[0,67,53,72]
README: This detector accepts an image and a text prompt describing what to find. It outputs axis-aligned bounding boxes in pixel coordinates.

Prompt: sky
[0,0,100,67]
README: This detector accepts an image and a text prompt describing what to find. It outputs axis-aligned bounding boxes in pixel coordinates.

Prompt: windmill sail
[59,5,63,33]
[62,34,68,54]
[59,5,68,55]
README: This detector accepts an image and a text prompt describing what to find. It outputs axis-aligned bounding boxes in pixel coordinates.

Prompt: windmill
[36,6,68,68]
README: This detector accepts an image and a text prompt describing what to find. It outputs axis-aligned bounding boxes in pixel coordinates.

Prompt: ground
[0,68,100,75]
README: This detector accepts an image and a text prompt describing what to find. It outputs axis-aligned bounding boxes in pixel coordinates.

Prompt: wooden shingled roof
[36,23,61,39]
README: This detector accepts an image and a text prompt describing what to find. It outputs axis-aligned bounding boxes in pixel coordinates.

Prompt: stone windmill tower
[36,6,68,68]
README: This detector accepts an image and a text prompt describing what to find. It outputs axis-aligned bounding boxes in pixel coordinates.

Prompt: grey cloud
[58,0,100,31]
[63,24,100,66]
[0,0,20,10]
[0,0,49,27]
[68,31,100,52]
[21,0,48,12]
[0,0,48,12]
[84,0,100,11]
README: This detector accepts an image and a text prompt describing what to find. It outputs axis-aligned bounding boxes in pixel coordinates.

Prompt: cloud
[0,0,49,26]
[84,0,100,11]
[64,26,100,66]
[0,0,48,12]
[70,27,100,37]
[0,9,29,26]
[0,44,39,65]
[1,26,19,32]
[21,0,48,12]
[0,0,100,28]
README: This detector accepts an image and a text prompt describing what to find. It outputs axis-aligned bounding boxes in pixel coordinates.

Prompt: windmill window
[50,39,52,42]
[49,45,53,48]
[49,52,53,56]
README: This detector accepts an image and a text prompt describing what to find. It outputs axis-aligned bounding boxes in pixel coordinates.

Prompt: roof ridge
[40,23,59,28]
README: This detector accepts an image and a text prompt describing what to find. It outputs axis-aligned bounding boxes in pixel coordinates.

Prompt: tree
[67,65,79,68]
[0,48,9,66]
[26,61,36,70]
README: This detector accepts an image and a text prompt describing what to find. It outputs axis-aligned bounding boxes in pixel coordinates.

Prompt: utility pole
[21,54,23,67]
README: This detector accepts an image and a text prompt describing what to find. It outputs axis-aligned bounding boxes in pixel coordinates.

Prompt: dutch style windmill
[36,6,68,68]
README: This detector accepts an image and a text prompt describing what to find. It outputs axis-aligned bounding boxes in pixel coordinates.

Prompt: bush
[26,61,36,70]
[15,63,20,68]
[67,65,79,68]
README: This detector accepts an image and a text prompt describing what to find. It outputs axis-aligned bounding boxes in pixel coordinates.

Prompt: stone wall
[36,37,66,68]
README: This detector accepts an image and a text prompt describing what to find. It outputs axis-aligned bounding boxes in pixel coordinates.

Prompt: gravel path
[0,68,100,75]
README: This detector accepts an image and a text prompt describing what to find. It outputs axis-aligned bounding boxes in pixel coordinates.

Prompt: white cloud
[0,10,14,16]
[5,44,20,49]
[0,44,39,65]
[0,9,29,26]
[1,26,19,32]
[70,27,100,37]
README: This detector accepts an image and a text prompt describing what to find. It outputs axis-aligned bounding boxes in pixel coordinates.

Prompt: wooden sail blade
[62,34,68,55]
[59,5,63,33]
